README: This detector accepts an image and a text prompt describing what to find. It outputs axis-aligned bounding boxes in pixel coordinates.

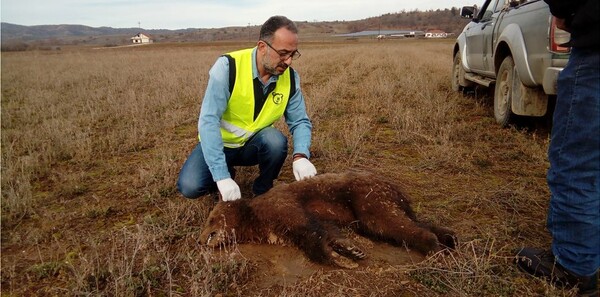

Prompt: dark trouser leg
[234,127,287,195]
[546,48,600,277]
[176,143,218,199]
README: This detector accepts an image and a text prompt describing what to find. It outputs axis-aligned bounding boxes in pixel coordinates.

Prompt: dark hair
[259,16,298,41]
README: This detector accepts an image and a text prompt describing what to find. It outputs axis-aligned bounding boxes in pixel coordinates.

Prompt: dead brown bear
[200,170,456,268]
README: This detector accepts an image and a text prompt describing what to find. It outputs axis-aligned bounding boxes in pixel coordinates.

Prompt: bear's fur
[200,171,456,268]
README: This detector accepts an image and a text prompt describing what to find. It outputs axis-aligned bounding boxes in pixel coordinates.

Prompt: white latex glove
[216,178,241,201]
[293,158,317,181]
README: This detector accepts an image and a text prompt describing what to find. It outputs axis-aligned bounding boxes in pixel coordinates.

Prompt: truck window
[494,0,509,10]
[480,0,505,21]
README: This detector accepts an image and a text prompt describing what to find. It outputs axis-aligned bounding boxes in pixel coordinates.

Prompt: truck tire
[494,56,516,127]
[452,53,471,92]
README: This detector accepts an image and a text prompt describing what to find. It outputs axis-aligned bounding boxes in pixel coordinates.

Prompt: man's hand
[216,178,241,201]
[293,158,317,181]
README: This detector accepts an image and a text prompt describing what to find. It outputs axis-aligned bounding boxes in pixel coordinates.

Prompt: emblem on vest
[271,92,284,105]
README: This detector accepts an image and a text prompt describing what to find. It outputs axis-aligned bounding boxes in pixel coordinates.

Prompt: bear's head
[200,200,251,247]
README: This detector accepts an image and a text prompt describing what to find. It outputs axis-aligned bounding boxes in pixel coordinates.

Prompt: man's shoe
[515,247,598,296]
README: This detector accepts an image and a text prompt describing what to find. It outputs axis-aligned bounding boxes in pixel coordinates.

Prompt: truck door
[465,0,503,75]
[483,0,507,73]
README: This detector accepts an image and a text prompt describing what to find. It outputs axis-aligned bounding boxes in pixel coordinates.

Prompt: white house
[131,33,152,44]
[424,30,448,38]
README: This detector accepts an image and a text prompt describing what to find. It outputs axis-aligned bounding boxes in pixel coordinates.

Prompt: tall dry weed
[2,47,214,222]
[2,40,562,296]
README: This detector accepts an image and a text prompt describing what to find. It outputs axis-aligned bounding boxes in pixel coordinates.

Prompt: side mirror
[460,6,477,19]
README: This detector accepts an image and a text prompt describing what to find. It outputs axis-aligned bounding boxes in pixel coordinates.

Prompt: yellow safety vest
[219,48,292,148]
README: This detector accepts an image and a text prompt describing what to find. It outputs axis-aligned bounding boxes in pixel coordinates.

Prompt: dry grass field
[1,39,578,296]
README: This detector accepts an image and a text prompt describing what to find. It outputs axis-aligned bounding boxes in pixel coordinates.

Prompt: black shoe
[210,192,220,203]
[515,247,598,296]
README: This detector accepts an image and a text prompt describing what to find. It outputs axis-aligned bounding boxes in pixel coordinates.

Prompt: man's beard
[263,55,287,76]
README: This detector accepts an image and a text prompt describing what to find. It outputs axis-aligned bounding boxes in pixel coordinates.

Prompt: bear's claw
[330,251,359,269]
[330,238,366,260]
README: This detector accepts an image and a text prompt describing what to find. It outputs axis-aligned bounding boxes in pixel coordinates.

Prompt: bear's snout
[206,231,217,245]
[201,229,227,247]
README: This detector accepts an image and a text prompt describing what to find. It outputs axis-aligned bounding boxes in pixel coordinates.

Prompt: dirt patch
[234,239,425,290]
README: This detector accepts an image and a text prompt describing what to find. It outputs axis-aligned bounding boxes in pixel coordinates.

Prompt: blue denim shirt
[198,47,312,181]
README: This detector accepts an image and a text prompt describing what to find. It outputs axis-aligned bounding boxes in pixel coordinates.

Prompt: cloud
[1,0,476,29]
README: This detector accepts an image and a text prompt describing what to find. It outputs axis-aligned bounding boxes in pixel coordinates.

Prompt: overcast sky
[1,0,477,30]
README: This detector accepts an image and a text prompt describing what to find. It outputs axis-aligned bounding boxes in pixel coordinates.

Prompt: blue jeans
[177,127,288,198]
[547,48,600,277]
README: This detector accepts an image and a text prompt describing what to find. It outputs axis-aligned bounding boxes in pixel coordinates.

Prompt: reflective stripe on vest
[219,48,292,148]
[219,120,254,148]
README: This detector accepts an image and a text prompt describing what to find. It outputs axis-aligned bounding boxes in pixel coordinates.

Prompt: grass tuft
[2,40,564,296]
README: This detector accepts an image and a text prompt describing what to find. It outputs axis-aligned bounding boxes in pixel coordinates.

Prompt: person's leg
[177,143,218,199]
[546,48,600,277]
[234,127,288,195]
[516,48,599,296]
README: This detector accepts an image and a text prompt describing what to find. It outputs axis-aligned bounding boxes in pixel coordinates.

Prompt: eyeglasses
[261,40,301,61]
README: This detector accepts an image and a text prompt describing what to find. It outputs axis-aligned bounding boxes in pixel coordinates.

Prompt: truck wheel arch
[495,55,548,123]
[495,24,536,87]
[452,48,475,91]
[494,26,548,120]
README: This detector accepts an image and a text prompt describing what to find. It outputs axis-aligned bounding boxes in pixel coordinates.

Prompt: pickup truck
[452,0,571,126]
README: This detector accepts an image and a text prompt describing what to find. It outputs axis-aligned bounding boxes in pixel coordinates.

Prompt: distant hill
[2,23,131,39]
[0,22,194,41]
[1,7,470,50]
